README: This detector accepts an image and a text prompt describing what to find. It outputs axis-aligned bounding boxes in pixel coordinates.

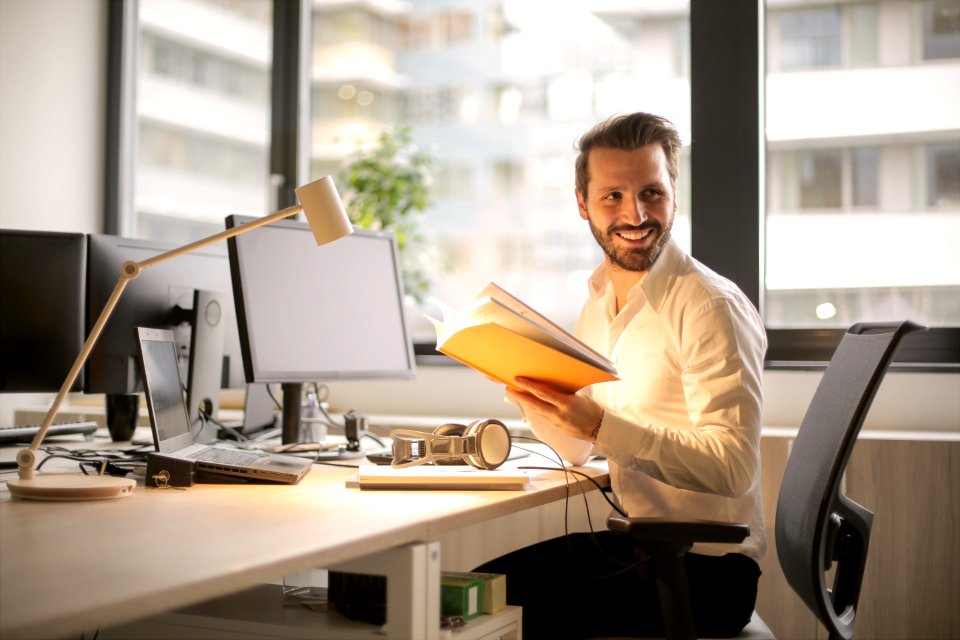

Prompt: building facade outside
[132,0,960,338]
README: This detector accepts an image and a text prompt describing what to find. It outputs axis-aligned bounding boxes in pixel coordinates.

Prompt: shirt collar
[587,236,683,315]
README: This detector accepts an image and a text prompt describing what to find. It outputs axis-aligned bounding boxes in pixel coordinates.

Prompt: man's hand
[506,377,604,443]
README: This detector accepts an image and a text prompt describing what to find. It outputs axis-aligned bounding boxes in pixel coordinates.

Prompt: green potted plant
[336,126,437,305]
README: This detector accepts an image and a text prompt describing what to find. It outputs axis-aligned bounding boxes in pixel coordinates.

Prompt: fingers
[511,377,565,403]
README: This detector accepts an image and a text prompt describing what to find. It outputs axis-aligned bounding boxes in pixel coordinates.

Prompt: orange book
[426,283,618,393]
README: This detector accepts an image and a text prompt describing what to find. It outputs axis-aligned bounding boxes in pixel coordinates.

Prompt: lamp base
[7,473,136,501]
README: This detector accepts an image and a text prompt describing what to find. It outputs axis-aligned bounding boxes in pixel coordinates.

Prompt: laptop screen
[137,328,194,453]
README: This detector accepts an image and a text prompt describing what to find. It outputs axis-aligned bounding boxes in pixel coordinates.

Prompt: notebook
[136,327,312,484]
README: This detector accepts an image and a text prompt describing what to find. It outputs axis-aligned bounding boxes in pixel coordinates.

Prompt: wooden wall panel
[845,439,960,639]
[756,436,820,639]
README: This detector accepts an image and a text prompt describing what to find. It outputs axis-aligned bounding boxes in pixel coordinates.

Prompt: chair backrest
[775,321,923,640]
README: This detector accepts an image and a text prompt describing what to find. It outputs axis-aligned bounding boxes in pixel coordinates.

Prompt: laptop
[135,327,311,484]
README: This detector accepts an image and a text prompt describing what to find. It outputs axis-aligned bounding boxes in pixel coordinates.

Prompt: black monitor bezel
[0,229,87,394]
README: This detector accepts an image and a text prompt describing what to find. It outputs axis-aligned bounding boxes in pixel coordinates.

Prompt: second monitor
[226,215,416,445]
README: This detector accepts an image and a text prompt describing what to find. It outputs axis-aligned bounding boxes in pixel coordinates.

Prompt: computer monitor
[85,233,246,440]
[0,229,87,395]
[226,215,415,445]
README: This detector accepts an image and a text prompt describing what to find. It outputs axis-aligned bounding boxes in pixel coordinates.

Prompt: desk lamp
[8,176,353,501]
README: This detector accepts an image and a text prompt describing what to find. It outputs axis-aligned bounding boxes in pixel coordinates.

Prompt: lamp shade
[296,176,353,245]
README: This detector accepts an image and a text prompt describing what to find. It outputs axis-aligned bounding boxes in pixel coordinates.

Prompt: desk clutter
[328,570,508,626]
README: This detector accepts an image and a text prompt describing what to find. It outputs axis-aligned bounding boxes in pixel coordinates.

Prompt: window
[851,147,879,207]
[778,6,842,69]
[774,147,879,212]
[308,1,692,339]
[108,0,958,367]
[116,0,273,244]
[765,0,960,332]
[922,0,960,60]
[927,142,960,207]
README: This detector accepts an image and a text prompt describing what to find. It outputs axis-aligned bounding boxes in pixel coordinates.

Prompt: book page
[425,284,617,384]
[461,298,614,373]
[476,283,613,367]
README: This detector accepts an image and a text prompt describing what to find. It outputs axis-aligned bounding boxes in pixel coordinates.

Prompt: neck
[607,262,647,314]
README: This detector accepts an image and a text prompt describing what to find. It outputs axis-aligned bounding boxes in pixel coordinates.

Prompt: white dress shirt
[528,238,767,560]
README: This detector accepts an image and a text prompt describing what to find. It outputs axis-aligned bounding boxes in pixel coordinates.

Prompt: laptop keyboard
[190,447,265,466]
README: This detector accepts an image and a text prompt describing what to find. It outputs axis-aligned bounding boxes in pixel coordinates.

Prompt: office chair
[607,320,924,640]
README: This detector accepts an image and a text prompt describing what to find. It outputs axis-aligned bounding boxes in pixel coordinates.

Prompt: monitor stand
[186,289,227,444]
[280,382,365,459]
[241,383,277,435]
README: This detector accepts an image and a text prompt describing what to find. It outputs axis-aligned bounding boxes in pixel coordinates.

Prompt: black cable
[33,445,149,478]
[510,435,640,578]
[518,465,626,517]
[363,432,385,447]
[198,408,249,442]
[265,384,283,411]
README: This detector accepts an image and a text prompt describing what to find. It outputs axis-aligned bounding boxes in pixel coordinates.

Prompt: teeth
[618,229,652,241]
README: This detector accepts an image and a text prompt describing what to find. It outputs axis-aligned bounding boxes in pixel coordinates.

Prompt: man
[476,112,766,638]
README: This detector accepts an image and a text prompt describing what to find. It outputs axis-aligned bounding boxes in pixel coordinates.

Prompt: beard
[587,214,673,272]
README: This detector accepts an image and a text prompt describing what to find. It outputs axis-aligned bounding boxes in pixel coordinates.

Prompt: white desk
[0,439,608,640]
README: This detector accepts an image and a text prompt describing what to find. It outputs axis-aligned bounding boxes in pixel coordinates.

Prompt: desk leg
[329,541,441,640]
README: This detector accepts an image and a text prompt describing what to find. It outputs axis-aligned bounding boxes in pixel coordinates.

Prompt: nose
[625,196,649,225]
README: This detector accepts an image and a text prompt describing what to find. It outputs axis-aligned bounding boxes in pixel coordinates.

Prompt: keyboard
[0,420,99,445]
[190,447,265,466]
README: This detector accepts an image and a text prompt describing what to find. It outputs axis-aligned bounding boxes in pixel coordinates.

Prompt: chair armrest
[607,514,750,546]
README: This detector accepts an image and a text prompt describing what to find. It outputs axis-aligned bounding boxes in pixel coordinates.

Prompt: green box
[440,574,484,621]
[441,571,506,615]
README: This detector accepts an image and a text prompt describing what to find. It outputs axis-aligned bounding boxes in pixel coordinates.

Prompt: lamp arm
[15,202,306,481]
[16,271,135,480]
[138,204,303,269]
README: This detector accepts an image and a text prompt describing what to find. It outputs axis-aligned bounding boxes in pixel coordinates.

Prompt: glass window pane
[927,142,960,207]
[852,147,879,207]
[778,6,842,69]
[922,0,960,61]
[798,149,842,209]
[765,0,960,328]
[132,0,273,244]
[309,1,691,339]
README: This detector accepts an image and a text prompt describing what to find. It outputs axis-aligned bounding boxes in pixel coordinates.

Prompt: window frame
[106,0,959,373]
[691,0,957,372]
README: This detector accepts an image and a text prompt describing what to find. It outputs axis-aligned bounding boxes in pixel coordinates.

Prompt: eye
[641,188,664,200]
[601,191,623,201]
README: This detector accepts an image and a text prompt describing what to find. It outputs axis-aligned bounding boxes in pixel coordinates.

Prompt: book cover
[426,282,618,393]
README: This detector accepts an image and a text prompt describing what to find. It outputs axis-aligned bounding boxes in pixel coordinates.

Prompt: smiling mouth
[616,228,654,241]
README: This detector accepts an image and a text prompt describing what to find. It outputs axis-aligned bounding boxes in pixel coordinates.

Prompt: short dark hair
[574,112,682,198]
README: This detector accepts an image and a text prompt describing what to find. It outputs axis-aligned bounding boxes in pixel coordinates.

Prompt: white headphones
[390,419,512,470]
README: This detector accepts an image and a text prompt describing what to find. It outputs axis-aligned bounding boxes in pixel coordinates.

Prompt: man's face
[577,144,676,272]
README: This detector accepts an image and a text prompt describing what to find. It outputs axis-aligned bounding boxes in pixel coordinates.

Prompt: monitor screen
[226,216,415,384]
[85,233,245,396]
[0,229,86,393]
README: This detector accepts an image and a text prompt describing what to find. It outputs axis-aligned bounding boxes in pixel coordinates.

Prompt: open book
[426,283,618,393]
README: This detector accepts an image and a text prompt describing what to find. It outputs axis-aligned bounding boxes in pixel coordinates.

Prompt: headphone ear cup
[432,423,467,465]
[463,419,511,470]
[433,423,466,437]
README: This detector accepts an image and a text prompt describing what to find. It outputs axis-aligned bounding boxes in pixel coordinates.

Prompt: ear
[576,189,589,221]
